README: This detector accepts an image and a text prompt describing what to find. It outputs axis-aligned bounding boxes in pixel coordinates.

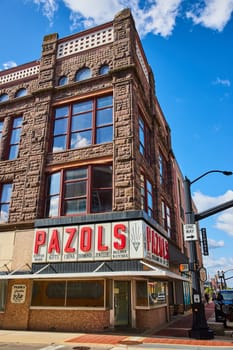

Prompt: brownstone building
[0,9,190,332]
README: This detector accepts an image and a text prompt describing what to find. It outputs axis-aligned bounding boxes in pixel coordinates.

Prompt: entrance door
[114,281,131,327]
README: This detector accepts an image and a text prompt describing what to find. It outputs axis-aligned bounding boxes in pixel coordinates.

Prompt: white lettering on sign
[32,220,169,267]
[183,224,198,241]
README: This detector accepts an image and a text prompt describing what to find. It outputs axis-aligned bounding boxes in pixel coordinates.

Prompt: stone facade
[0,9,190,332]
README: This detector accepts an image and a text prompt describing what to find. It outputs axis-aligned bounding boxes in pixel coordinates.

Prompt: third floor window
[139,115,152,164]
[140,173,154,218]
[52,95,113,152]
[7,116,23,160]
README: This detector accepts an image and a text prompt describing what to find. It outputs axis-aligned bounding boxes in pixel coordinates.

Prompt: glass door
[114,280,131,327]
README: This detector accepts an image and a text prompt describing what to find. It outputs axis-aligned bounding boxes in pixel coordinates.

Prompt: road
[0,343,231,350]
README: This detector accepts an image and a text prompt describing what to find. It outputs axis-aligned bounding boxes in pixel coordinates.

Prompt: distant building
[0,9,191,332]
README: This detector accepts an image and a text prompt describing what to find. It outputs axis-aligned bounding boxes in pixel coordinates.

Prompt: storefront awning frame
[0,260,190,282]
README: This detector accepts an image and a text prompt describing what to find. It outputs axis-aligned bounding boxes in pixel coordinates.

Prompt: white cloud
[208,238,224,249]
[186,0,233,31]
[64,0,183,37]
[215,209,233,236]
[33,0,58,23]
[203,255,233,287]
[30,1,233,37]
[1,61,17,70]
[63,0,123,27]
[193,189,233,212]
[193,190,233,236]
[213,77,231,87]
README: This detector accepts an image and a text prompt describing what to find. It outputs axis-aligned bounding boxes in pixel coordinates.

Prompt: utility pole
[183,170,233,339]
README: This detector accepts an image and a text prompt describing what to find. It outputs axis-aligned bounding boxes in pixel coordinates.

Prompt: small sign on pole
[183,224,198,241]
[199,267,207,282]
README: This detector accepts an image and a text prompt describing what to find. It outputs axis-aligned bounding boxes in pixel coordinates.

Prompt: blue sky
[1,0,233,287]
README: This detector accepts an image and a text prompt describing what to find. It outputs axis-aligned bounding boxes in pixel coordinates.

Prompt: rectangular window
[45,165,112,217]
[0,280,8,311]
[136,280,167,307]
[31,279,107,308]
[8,116,23,160]
[52,95,113,152]
[0,183,12,222]
[91,166,112,212]
[139,115,152,164]
[162,201,171,237]
[159,153,169,189]
[0,120,4,140]
[159,154,163,184]
[140,174,154,218]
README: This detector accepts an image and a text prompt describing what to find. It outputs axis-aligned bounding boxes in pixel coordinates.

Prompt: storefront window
[136,280,167,307]
[136,280,148,306]
[0,280,8,311]
[31,279,107,308]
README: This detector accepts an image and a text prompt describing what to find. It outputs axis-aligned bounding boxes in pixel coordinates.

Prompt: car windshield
[221,291,233,301]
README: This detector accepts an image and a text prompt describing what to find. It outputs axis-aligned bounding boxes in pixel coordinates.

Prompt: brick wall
[136,307,167,330]
[2,279,32,330]
[28,309,110,332]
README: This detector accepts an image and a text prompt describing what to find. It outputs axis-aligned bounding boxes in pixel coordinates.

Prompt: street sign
[199,267,207,282]
[183,224,198,241]
[201,228,209,255]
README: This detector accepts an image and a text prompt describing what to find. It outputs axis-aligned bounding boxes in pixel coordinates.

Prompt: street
[0,342,231,350]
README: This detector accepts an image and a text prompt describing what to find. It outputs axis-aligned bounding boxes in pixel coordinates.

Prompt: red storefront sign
[32,220,169,267]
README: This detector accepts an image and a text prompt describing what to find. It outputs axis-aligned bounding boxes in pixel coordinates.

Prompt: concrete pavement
[0,302,232,348]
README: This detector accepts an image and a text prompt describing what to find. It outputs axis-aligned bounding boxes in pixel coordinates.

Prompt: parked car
[215,290,233,325]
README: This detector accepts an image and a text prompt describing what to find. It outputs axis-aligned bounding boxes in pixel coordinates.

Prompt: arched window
[15,88,27,98]
[99,64,109,75]
[58,76,68,86]
[0,93,9,102]
[75,67,91,82]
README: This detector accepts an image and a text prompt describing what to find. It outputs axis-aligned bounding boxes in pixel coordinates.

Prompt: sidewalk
[0,302,232,348]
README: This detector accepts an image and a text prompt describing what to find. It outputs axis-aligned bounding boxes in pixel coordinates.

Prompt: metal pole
[184,176,214,339]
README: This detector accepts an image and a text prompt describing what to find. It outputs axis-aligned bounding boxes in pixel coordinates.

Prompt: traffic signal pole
[184,177,214,339]
[184,170,233,339]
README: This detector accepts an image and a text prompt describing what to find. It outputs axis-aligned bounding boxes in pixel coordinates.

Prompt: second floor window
[161,201,171,237]
[45,165,112,217]
[8,116,23,160]
[0,183,12,222]
[52,95,113,152]
[140,174,154,218]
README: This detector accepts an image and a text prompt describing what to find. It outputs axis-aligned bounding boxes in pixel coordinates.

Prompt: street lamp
[184,169,233,339]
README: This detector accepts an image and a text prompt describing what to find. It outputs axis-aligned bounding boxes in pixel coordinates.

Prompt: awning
[0,261,190,282]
